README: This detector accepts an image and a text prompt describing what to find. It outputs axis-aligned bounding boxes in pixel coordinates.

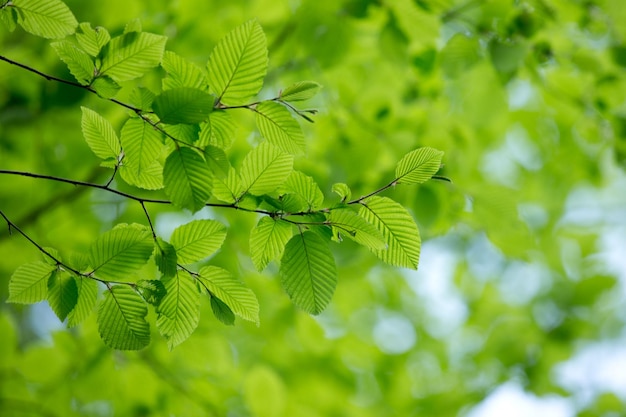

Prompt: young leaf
[51,40,94,85]
[280,81,322,102]
[7,262,56,304]
[89,223,154,282]
[156,271,201,349]
[12,0,77,39]
[154,238,177,278]
[280,231,337,315]
[163,147,213,212]
[0,6,17,32]
[198,111,236,149]
[210,295,235,326]
[395,147,444,185]
[280,171,324,210]
[331,183,352,202]
[204,145,230,176]
[240,142,293,196]
[207,20,268,105]
[197,266,259,324]
[99,31,167,82]
[120,117,164,189]
[91,75,121,99]
[249,217,293,271]
[129,87,156,111]
[212,167,244,203]
[328,208,387,250]
[170,219,227,264]
[47,271,78,321]
[153,87,214,125]
[98,285,150,350]
[75,22,110,57]
[162,51,208,91]
[136,279,167,306]
[67,277,98,327]
[358,196,421,269]
[80,107,121,162]
[255,101,306,155]
[119,159,164,190]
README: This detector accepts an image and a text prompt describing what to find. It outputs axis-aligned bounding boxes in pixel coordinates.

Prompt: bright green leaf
[240,142,293,196]
[197,266,259,324]
[280,171,324,210]
[328,208,387,250]
[67,277,97,327]
[207,20,268,105]
[153,87,214,125]
[0,6,17,32]
[89,223,154,282]
[129,87,156,111]
[119,159,164,190]
[249,217,293,271]
[120,117,164,189]
[212,167,244,203]
[51,40,94,84]
[136,279,167,306]
[7,262,55,304]
[98,285,150,350]
[13,0,77,39]
[332,183,352,202]
[162,51,208,91]
[359,196,420,269]
[163,147,213,212]
[156,271,201,349]
[170,219,227,264]
[91,75,121,99]
[198,111,236,149]
[99,31,167,82]
[80,107,121,162]
[280,81,322,102]
[47,271,78,322]
[75,22,110,57]
[395,147,443,185]
[280,231,337,315]
[255,101,306,155]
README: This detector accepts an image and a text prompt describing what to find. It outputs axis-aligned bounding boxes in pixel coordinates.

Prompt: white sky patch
[465,381,575,417]
[372,310,417,355]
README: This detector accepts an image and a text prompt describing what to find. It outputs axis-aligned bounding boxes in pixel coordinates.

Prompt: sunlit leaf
[120,117,164,189]
[197,266,259,324]
[395,147,443,185]
[89,223,154,282]
[162,51,208,91]
[249,217,293,271]
[51,40,94,84]
[255,101,306,155]
[0,6,17,32]
[91,75,121,99]
[99,31,167,82]
[12,0,77,39]
[80,107,121,162]
[198,111,236,149]
[170,219,227,264]
[280,231,337,315]
[98,285,150,350]
[280,81,322,102]
[156,271,201,349]
[153,87,214,125]
[331,183,352,202]
[212,166,244,203]
[358,196,420,269]
[163,147,212,212]
[207,20,268,105]
[280,171,324,210]
[240,142,293,196]
[7,262,55,304]
[75,22,110,57]
[328,208,387,250]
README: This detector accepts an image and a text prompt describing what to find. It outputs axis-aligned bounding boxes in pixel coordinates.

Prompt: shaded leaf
[198,111,236,149]
[75,22,110,57]
[156,271,201,349]
[47,271,78,321]
[210,295,235,325]
[136,279,167,306]
[67,277,98,327]
[98,285,150,350]
[154,238,177,278]
[197,266,259,324]
[153,87,214,125]
[91,75,121,99]
[280,171,324,210]
[163,147,212,212]
[328,208,387,250]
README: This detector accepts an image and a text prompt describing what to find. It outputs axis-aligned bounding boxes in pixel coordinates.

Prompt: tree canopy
[1,0,625,416]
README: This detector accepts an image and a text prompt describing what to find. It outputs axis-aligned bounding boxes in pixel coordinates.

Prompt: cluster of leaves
[1,0,443,350]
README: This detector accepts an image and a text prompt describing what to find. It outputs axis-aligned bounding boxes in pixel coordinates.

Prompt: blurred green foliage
[1,0,626,416]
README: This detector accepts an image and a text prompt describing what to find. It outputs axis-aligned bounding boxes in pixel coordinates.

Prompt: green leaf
[280,171,324,210]
[331,183,352,202]
[99,31,167,82]
[255,101,306,155]
[164,123,200,146]
[162,51,208,91]
[204,145,230,176]
[124,18,141,34]
[156,271,201,349]
[47,271,78,322]
[51,40,94,85]
[198,111,236,149]
[170,219,227,264]
[98,285,150,350]
[154,238,177,278]
[328,208,387,250]
[358,196,421,269]
[91,75,121,99]
[210,295,235,326]
[240,142,293,196]
[249,217,293,272]
[153,87,214,125]
[89,223,154,282]
[7,262,56,304]
[0,6,18,32]
[212,167,244,203]
[395,147,443,185]
[13,0,77,39]
[280,231,337,315]
[197,266,259,324]
[207,20,268,105]
[163,147,213,212]
[80,107,121,162]
[129,87,156,111]
[136,279,167,306]
[67,277,98,327]
[120,117,164,189]
[119,159,164,190]
[280,81,322,102]
[75,22,110,57]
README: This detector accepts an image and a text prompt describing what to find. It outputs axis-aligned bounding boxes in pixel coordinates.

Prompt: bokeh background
[1,0,626,416]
